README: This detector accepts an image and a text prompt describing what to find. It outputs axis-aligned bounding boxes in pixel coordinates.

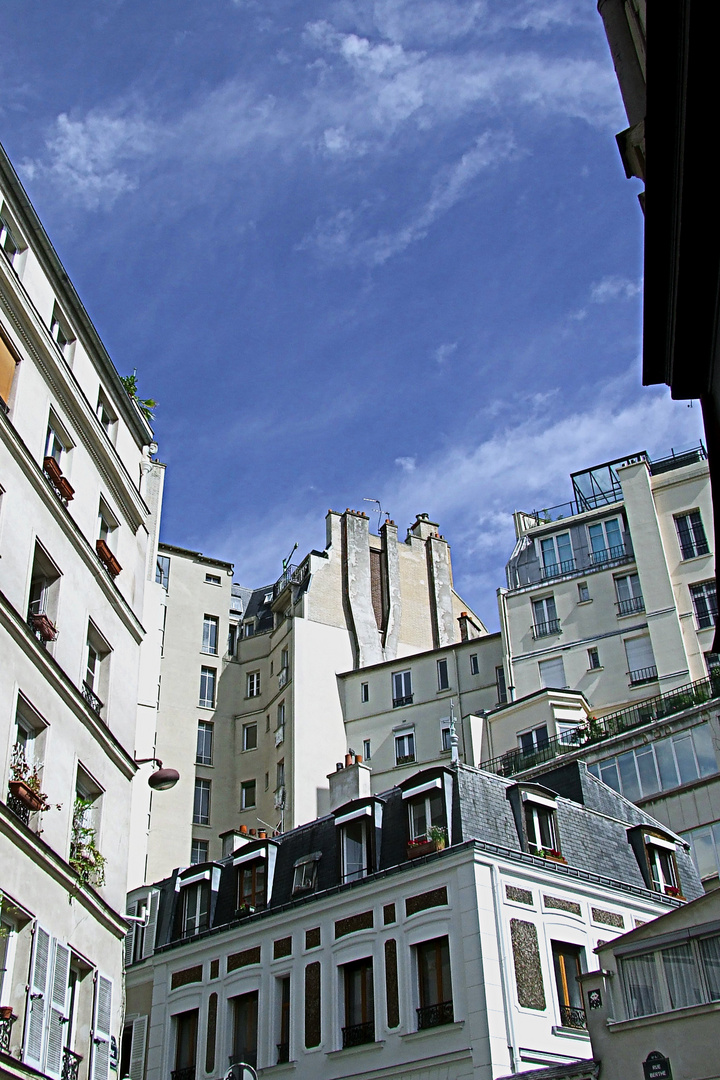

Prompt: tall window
[199,667,216,708]
[237,861,266,910]
[181,885,209,936]
[437,658,449,690]
[193,780,210,825]
[624,635,657,685]
[174,1010,198,1075]
[340,818,370,882]
[408,788,444,842]
[519,725,549,756]
[540,532,574,576]
[361,682,369,703]
[588,517,624,563]
[675,510,709,559]
[242,723,257,751]
[682,821,720,882]
[277,977,291,1064]
[496,665,507,703]
[615,573,644,615]
[343,959,374,1047]
[416,937,453,1029]
[645,838,681,896]
[524,797,559,856]
[392,670,412,707]
[231,992,258,1069]
[538,656,567,689]
[470,653,479,675]
[246,671,260,698]
[395,730,415,766]
[552,942,586,1029]
[691,581,718,629]
[44,422,66,465]
[155,555,170,590]
[276,760,285,791]
[0,212,23,265]
[532,595,559,637]
[201,616,219,655]
[241,780,256,809]
[190,839,208,865]
[196,722,213,765]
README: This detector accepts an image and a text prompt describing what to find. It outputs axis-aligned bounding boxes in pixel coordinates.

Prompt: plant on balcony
[96,539,122,579]
[665,885,682,898]
[407,827,447,858]
[428,825,447,850]
[69,798,106,887]
[540,847,565,862]
[119,371,157,423]
[8,747,50,813]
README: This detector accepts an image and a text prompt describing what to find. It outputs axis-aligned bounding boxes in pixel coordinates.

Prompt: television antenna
[363,498,387,528]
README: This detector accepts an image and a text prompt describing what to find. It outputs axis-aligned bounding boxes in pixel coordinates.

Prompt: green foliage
[119,370,157,423]
[70,798,106,887]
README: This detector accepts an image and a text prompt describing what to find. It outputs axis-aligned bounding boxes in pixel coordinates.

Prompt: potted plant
[69,798,106,887]
[96,539,122,578]
[43,456,63,484]
[541,847,566,862]
[119,371,157,424]
[0,1005,14,1020]
[428,825,448,851]
[8,748,49,813]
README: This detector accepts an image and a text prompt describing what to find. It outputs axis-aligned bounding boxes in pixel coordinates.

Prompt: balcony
[96,539,121,579]
[558,1005,587,1030]
[396,754,416,766]
[417,1001,454,1030]
[81,681,103,716]
[532,619,561,639]
[342,1021,375,1048]
[629,665,658,686]
[616,595,645,616]
[393,695,413,708]
[0,1011,17,1053]
[539,558,576,581]
[590,544,628,566]
[61,1048,83,1080]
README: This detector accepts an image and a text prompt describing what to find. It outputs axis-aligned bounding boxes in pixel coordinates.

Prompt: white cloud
[435,342,457,364]
[590,276,642,303]
[395,456,416,472]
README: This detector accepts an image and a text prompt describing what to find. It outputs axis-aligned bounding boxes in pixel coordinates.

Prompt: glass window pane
[588,523,605,554]
[605,518,622,550]
[636,747,660,797]
[622,954,660,1017]
[600,759,621,792]
[655,740,679,790]
[556,533,572,564]
[692,724,718,777]
[617,752,641,801]
[673,734,699,786]
[699,935,720,1000]
[662,943,704,1009]
[691,827,719,880]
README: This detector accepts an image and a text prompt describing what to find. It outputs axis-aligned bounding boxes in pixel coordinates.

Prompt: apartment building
[0,143,165,1080]
[499,446,714,715]
[146,509,487,878]
[123,759,700,1080]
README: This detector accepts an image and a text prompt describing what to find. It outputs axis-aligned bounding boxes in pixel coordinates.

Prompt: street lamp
[134,757,179,791]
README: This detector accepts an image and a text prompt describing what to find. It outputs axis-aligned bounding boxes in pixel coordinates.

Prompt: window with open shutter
[24,925,51,1070]
[143,891,159,959]
[0,333,18,406]
[91,975,113,1080]
[45,941,71,1079]
[128,1016,148,1080]
[124,902,138,969]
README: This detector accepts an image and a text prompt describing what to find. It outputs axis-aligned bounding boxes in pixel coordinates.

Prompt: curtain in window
[661,943,704,1009]
[699,935,720,1000]
[622,954,659,1017]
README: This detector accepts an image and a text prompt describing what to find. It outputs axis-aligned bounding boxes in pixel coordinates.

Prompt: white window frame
[246,671,261,698]
[201,615,219,655]
[394,730,415,766]
[392,670,412,706]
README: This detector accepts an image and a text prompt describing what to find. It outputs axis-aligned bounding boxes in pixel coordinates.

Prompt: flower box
[96,539,122,578]
[407,838,443,859]
[56,476,75,502]
[30,612,58,642]
[43,456,63,483]
[8,779,46,813]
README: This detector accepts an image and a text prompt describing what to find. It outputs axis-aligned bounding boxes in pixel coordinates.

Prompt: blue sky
[1,0,704,629]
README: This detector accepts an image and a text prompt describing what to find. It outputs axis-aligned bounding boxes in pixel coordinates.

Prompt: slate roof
[241,585,275,634]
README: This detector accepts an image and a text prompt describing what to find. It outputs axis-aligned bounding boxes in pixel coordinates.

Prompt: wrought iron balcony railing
[558,1004,587,1030]
[0,1011,17,1053]
[590,544,628,565]
[171,1068,195,1080]
[616,595,645,616]
[81,681,103,715]
[532,619,561,639]
[417,1001,454,1030]
[342,1021,375,1048]
[61,1048,83,1080]
[393,695,413,707]
[395,753,416,765]
[629,665,658,686]
[539,559,577,581]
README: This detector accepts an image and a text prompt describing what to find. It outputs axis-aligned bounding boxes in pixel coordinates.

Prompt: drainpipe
[498,588,515,702]
[490,861,518,1074]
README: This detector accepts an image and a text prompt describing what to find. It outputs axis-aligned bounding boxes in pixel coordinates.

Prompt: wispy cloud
[395,455,416,472]
[590,275,642,303]
[435,342,457,364]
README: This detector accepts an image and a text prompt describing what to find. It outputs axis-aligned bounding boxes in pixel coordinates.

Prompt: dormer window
[407,786,444,843]
[292,852,320,894]
[337,812,372,883]
[645,834,682,897]
[522,790,560,858]
[180,880,209,936]
[237,861,266,913]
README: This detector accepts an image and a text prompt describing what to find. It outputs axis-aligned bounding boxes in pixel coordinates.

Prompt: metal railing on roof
[479,673,720,779]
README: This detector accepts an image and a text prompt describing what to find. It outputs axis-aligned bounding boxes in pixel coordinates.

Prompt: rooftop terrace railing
[479,672,720,779]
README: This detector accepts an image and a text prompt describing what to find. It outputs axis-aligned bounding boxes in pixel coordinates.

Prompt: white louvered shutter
[128,1016,148,1080]
[24,925,51,1069]
[142,891,159,959]
[91,975,113,1080]
[45,941,71,1079]
[124,902,138,969]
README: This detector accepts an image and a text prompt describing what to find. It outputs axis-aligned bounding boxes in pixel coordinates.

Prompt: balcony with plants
[69,798,106,887]
[6,744,51,826]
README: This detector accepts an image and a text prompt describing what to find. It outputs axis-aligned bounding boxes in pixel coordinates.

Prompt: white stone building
[0,143,165,1080]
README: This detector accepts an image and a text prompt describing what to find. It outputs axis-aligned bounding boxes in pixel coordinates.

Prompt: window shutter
[0,334,18,405]
[142,891,160,959]
[24,925,52,1070]
[45,942,71,1079]
[124,902,138,969]
[625,635,656,672]
[538,656,566,689]
[128,1016,148,1080]
[91,975,113,1080]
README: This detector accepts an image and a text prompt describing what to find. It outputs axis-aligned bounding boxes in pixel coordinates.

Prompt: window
[408,787,444,842]
[44,421,67,466]
[645,835,681,896]
[577,581,590,603]
[237,861,266,911]
[244,622,255,637]
[363,738,371,760]
[0,210,24,267]
[441,725,452,753]
[155,554,170,589]
[281,648,289,669]
[27,542,61,645]
[624,635,657,685]
[682,821,720,882]
[181,880,210,936]
[523,794,560,856]
[470,653,479,675]
[621,934,720,1019]
[292,853,319,894]
[241,779,256,809]
[264,591,273,605]
[201,615,219,655]
[264,772,269,791]
[540,532,574,577]
[552,942,586,1029]
[196,721,213,765]
[538,656,567,689]
[174,1010,198,1072]
[228,623,238,656]
[340,818,370,882]
[277,977,291,1064]
[83,623,110,715]
[96,393,116,437]
[232,992,258,1070]
[416,937,453,1029]
[519,725,549,756]
[190,839,208,865]
[276,760,285,791]
[496,665,507,703]
[588,722,717,801]
[395,730,415,766]
[587,646,601,670]
[532,595,559,637]
[50,305,75,359]
[392,670,413,707]
[199,667,216,708]
[205,573,221,585]
[691,581,718,629]
[242,723,257,751]
[192,779,211,825]
[343,959,375,1047]
[615,573,644,615]
[246,671,260,698]
[277,701,285,730]
[675,510,709,560]
[1,331,19,408]
[588,517,624,563]
[437,658,449,690]
[360,682,369,703]
[97,499,118,548]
